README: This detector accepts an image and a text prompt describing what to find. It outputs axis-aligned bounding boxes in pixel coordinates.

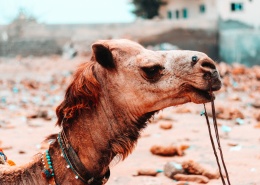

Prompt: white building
[160,0,260,28]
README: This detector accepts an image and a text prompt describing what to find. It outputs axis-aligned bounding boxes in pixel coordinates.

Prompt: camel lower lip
[195,88,212,99]
[190,86,215,102]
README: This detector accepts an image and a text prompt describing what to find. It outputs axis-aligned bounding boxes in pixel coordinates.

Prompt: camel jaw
[189,86,215,104]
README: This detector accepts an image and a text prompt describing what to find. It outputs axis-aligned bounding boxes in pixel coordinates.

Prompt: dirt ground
[0,56,259,185]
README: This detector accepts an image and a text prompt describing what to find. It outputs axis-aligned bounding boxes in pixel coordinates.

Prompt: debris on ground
[182,160,219,179]
[135,169,162,176]
[159,122,173,130]
[173,174,209,184]
[150,145,189,156]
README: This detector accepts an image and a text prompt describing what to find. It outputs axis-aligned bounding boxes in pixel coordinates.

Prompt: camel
[0,39,221,185]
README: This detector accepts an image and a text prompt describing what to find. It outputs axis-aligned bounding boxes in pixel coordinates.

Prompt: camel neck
[51,95,155,184]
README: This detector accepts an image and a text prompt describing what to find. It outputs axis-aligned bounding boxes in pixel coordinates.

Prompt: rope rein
[203,80,231,185]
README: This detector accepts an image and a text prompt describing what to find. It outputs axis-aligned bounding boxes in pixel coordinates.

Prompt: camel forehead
[100,39,144,52]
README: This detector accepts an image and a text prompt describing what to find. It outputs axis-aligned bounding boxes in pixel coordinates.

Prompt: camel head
[91,39,221,118]
[55,38,222,168]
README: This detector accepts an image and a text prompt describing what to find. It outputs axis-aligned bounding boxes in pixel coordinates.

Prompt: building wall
[219,29,260,66]
[161,0,260,28]
[160,0,218,21]
[219,20,260,66]
[217,0,260,28]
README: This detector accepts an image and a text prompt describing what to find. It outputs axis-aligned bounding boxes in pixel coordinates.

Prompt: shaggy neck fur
[52,101,154,185]
[51,61,155,184]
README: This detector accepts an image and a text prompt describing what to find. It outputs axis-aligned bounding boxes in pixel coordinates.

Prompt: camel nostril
[201,61,216,70]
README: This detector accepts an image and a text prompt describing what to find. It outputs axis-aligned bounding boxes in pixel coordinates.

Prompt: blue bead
[43,169,52,178]
[49,165,52,168]
[48,162,51,164]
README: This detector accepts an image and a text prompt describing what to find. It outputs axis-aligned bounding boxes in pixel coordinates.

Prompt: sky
[0,0,136,24]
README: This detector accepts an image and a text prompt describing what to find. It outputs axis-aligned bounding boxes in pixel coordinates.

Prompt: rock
[228,94,241,101]
[254,122,260,129]
[136,169,160,176]
[251,101,260,109]
[254,112,260,121]
[176,182,191,185]
[164,161,184,178]
[150,145,188,157]
[0,120,15,129]
[27,110,52,121]
[159,122,173,130]
[156,113,173,121]
[182,160,204,175]
[235,118,245,125]
[174,107,192,114]
[232,64,247,75]
[227,142,238,146]
[21,80,39,89]
[216,106,245,120]
[173,174,209,184]
[19,150,26,154]
[221,125,232,134]
[252,66,260,80]
[182,160,219,179]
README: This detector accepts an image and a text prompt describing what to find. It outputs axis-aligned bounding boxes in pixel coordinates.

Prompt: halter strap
[58,130,110,185]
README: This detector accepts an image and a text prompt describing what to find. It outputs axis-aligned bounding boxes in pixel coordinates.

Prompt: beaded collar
[41,130,110,185]
[41,150,57,185]
[57,130,110,185]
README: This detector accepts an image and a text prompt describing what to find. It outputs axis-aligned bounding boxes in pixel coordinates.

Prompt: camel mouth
[187,86,215,104]
[194,87,214,100]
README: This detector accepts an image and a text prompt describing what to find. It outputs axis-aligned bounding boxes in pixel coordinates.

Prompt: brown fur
[56,61,100,126]
[0,39,221,185]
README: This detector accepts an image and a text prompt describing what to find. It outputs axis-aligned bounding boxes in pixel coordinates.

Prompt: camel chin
[188,88,215,104]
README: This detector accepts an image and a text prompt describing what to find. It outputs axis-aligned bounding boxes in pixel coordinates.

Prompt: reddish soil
[0,56,259,185]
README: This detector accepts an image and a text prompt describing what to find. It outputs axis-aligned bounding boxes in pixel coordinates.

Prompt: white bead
[75,176,78,179]
[60,153,64,157]
[66,165,70,168]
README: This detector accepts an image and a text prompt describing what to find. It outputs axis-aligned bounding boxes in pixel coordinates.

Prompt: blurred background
[0,0,260,65]
[0,1,260,185]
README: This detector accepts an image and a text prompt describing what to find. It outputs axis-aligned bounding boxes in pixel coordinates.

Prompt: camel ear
[92,43,115,69]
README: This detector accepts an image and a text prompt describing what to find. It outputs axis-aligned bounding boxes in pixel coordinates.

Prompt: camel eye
[141,65,164,82]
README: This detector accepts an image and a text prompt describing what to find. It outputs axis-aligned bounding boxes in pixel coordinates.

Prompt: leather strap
[58,130,110,185]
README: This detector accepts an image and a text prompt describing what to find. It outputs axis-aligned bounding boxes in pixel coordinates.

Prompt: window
[183,8,188,18]
[167,10,172,19]
[176,10,179,19]
[231,3,243,11]
[200,4,206,13]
